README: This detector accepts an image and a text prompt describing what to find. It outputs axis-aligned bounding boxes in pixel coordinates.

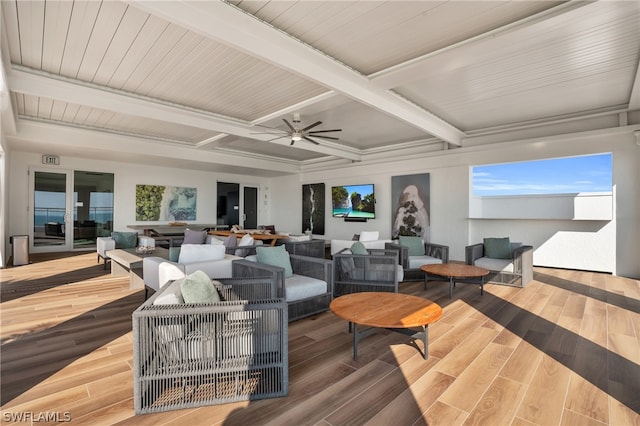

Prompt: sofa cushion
[183,228,207,244]
[399,235,425,256]
[350,241,368,255]
[111,231,137,249]
[178,244,225,263]
[256,245,293,278]
[408,255,443,269]
[285,274,327,302]
[359,231,379,242]
[484,237,512,259]
[153,278,185,305]
[475,257,515,273]
[181,270,220,303]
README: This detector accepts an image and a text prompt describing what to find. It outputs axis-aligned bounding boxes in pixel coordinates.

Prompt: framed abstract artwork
[302,183,325,234]
[136,185,197,221]
[391,173,430,240]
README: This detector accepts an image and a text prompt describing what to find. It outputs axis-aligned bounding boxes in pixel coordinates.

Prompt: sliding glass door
[30,168,114,253]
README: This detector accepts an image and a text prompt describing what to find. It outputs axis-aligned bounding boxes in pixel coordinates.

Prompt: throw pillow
[223,234,237,249]
[183,228,207,244]
[111,231,138,249]
[484,237,512,259]
[350,241,368,255]
[235,234,255,257]
[169,246,181,262]
[178,244,225,263]
[153,278,185,305]
[359,231,379,242]
[181,270,220,303]
[399,235,425,256]
[256,245,293,278]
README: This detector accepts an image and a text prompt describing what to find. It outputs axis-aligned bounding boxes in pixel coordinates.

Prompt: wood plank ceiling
[1,1,639,175]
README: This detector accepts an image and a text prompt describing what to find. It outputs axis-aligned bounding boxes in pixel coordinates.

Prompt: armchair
[282,238,326,258]
[96,232,155,269]
[133,274,288,414]
[386,237,449,281]
[465,238,533,287]
[333,248,403,296]
[232,250,333,322]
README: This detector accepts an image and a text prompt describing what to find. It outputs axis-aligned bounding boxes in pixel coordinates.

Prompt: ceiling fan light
[291,132,302,141]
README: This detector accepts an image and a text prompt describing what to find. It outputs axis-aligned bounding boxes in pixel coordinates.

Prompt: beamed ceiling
[1,1,639,176]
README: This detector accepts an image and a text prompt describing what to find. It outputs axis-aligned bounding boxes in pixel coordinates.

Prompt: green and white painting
[136,185,197,221]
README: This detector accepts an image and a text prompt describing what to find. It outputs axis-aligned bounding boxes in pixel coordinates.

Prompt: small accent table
[107,247,169,291]
[421,263,489,298]
[330,292,443,360]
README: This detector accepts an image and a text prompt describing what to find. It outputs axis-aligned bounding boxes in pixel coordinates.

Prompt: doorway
[216,182,258,229]
[30,168,114,252]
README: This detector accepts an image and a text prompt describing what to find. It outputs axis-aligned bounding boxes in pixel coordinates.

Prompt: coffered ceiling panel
[1,0,638,176]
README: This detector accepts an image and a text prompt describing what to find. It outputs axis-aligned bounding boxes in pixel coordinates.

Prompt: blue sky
[473,153,612,196]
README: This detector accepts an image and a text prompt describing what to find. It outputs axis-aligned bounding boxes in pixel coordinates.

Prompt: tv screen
[332,184,375,218]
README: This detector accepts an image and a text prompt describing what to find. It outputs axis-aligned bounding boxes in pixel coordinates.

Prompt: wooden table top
[330,292,443,329]
[209,230,289,245]
[420,263,489,278]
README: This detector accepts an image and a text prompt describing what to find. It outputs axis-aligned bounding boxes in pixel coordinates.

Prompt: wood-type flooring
[1,252,638,425]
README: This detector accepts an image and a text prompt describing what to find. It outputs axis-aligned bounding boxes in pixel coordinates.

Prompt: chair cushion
[408,255,443,269]
[183,228,207,244]
[359,231,379,242]
[350,241,368,255]
[153,278,185,305]
[285,274,327,302]
[181,270,220,303]
[399,235,425,256]
[178,244,225,263]
[475,257,515,273]
[111,231,138,249]
[256,245,293,278]
[223,234,237,248]
[484,237,512,259]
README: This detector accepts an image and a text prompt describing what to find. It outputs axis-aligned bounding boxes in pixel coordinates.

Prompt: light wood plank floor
[1,252,639,425]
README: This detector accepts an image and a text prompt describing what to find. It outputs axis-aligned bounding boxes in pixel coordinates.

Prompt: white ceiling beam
[629,59,640,111]
[11,118,300,174]
[129,1,464,146]
[8,67,361,161]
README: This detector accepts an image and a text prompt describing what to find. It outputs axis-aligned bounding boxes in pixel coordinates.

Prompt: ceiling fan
[254,113,341,146]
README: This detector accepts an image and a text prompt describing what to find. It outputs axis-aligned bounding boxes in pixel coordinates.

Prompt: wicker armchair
[282,239,326,258]
[232,255,333,322]
[333,248,403,296]
[465,241,533,287]
[133,276,288,414]
[385,241,449,281]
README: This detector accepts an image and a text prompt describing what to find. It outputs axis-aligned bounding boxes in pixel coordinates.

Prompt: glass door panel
[73,171,114,249]
[32,170,72,251]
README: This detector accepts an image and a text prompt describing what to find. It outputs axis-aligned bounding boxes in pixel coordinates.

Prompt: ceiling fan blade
[310,135,339,140]
[290,138,296,146]
[303,136,320,145]
[265,135,287,142]
[251,131,287,135]
[283,119,296,132]
[308,129,342,134]
[302,121,322,131]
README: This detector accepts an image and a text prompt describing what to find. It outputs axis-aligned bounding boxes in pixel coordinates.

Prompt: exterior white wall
[5,152,268,255]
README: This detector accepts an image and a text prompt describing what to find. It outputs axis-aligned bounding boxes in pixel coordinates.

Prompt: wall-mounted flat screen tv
[331,184,375,218]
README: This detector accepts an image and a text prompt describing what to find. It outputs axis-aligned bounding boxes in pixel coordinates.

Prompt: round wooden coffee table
[421,263,489,298]
[330,292,443,360]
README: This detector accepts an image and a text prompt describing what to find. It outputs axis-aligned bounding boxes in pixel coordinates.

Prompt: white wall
[5,152,269,255]
[296,128,639,278]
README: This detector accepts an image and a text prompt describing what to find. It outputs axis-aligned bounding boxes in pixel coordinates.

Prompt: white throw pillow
[359,231,379,242]
[238,234,255,246]
[178,244,225,263]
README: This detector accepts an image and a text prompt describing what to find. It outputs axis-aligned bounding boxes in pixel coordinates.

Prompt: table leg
[353,323,359,361]
[423,325,429,360]
[449,276,454,298]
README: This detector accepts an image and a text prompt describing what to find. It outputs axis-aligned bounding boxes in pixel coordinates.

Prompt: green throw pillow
[399,235,425,256]
[181,270,220,303]
[350,241,368,255]
[256,245,293,278]
[169,246,181,262]
[111,231,138,249]
[484,237,512,259]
